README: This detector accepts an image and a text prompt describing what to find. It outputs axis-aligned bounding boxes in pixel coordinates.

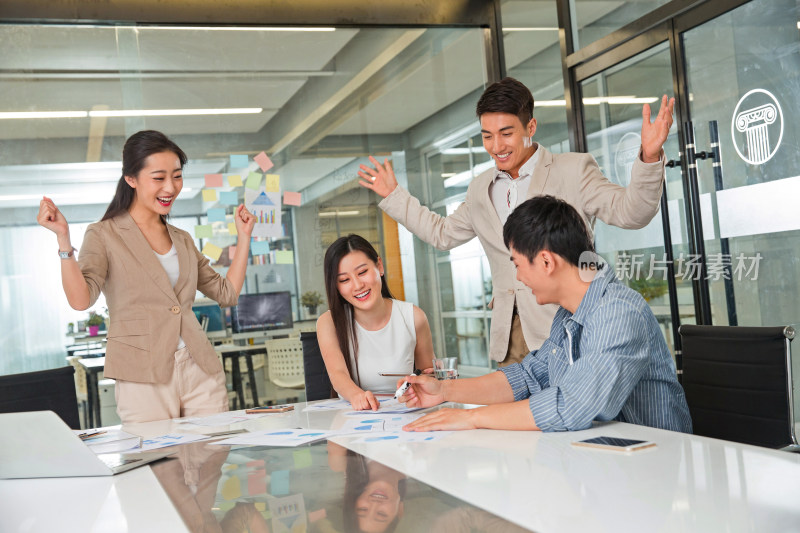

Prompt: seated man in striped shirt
[399,195,692,433]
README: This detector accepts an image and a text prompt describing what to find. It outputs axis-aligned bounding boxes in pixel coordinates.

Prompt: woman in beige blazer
[37,130,255,424]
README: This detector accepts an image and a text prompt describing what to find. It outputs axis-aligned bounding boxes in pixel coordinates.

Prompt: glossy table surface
[2,401,800,532]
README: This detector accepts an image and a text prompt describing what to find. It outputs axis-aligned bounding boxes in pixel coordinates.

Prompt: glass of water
[432,357,458,380]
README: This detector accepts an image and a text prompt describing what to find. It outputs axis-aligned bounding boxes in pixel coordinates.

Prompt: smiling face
[336,250,385,311]
[480,112,537,178]
[510,246,556,306]
[124,151,183,217]
[355,478,403,533]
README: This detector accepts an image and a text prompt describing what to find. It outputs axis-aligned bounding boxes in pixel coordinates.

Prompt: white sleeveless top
[348,299,416,392]
[153,244,186,349]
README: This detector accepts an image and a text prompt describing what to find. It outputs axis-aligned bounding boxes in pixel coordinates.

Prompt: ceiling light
[535,96,659,108]
[503,27,559,32]
[0,111,87,119]
[89,108,262,117]
[318,210,361,217]
[441,173,456,178]
[442,147,487,155]
[132,26,335,32]
[433,124,481,148]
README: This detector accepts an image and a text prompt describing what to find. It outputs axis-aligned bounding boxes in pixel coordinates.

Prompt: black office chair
[679,324,797,449]
[300,331,335,401]
[0,366,81,429]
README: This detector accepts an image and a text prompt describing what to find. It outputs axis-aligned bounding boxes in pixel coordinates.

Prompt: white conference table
[2,401,800,532]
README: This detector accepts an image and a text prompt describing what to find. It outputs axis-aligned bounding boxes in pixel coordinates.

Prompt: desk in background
[214,343,267,408]
[77,357,105,428]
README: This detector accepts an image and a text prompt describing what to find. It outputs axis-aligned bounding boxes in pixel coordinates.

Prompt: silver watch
[58,247,77,259]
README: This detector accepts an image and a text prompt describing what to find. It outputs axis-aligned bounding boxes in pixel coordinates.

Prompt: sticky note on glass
[194,224,213,239]
[201,243,223,262]
[248,470,267,496]
[202,189,217,202]
[227,174,243,187]
[270,470,290,496]
[228,245,236,260]
[220,191,238,206]
[251,240,270,256]
[245,172,262,190]
[228,222,237,236]
[254,151,274,172]
[221,475,242,500]
[293,448,312,469]
[204,174,223,188]
[275,250,294,264]
[229,154,248,168]
[265,174,280,192]
[207,208,226,223]
[283,191,301,206]
[254,502,266,513]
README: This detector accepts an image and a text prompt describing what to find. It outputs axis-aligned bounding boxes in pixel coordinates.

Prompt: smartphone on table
[571,436,656,452]
[245,405,294,414]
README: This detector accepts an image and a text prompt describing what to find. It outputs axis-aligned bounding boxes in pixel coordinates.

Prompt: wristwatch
[58,247,77,259]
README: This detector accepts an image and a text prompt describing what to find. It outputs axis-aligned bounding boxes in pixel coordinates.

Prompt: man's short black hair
[476,77,534,126]
[503,195,595,267]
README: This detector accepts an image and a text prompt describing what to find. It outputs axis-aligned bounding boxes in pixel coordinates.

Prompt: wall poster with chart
[245,186,283,238]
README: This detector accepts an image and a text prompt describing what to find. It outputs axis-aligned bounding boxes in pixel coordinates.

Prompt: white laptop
[0,411,174,479]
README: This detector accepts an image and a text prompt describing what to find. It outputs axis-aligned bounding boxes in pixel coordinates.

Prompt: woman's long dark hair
[323,234,394,386]
[102,130,187,223]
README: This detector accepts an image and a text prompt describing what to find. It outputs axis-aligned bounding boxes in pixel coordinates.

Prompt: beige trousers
[115,346,227,424]
[498,312,531,367]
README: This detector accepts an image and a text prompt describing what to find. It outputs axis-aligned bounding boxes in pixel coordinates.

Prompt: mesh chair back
[0,366,81,429]
[266,338,305,389]
[680,324,796,448]
[301,331,335,401]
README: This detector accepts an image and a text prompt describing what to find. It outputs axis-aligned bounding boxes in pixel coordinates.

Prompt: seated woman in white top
[317,234,435,411]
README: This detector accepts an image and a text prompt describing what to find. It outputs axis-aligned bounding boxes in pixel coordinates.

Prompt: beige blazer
[380,144,665,362]
[78,212,238,383]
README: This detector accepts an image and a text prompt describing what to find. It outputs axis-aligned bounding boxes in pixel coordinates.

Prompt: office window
[571,0,672,50]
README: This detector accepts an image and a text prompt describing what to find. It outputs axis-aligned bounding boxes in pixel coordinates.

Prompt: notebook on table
[0,410,174,479]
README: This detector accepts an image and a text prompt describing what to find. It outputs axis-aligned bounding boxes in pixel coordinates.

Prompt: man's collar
[570,263,616,326]
[491,143,540,182]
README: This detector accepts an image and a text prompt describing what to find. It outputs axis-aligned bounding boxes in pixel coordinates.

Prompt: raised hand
[234,204,256,238]
[37,196,69,237]
[641,94,675,163]
[357,156,398,198]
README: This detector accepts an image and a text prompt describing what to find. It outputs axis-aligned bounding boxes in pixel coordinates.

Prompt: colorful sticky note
[251,240,270,256]
[248,470,267,496]
[207,208,226,223]
[202,189,218,202]
[221,475,242,500]
[265,174,280,192]
[254,151,274,172]
[293,448,312,469]
[229,154,248,168]
[270,470,290,496]
[228,222,238,236]
[227,174,243,187]
[194,224,213,239]
[228,245,236,260]
[201,243,223,262]
[275,250,294,264]
[220,191,238,206]
[254,502,266,513]
[246,172,262,190]
[204,174,223,187]
[283,191,301,206]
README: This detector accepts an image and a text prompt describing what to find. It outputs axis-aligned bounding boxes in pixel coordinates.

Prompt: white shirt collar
[491,144,540,183]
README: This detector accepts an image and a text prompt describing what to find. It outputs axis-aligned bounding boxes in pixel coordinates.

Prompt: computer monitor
[230,291,294,333]
[192,301,228,339]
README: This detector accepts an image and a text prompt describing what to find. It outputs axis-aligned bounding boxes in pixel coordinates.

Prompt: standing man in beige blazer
[358,77,674,366]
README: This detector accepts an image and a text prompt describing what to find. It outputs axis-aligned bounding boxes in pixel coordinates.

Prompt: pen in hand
[394,369,422,399]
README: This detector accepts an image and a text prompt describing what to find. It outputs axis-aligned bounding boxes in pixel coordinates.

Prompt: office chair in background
[300,331,335,401]
[0,366,81,429]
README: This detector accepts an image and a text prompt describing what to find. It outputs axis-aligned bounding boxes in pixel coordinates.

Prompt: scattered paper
[251,240,270,256]
[230,154,249,168]
[275,250,294,264]
[246,172,262,190]
[140,433,210,451]
[177,411,270,427]
[345,398,424,415]
[283,191,301,206]
[201,243,223,262]
[254,151,274,172]
[74,428,141,454]
[220,190,239,206]
[211,428,339,447]
[349,430,453,444]
[204,174,223,187]
[303,398,353,412]
[227,174,243,187]
[194,224,213,239]
[202,189,218,202]
[265,174,280,192]
[208,208,226,223]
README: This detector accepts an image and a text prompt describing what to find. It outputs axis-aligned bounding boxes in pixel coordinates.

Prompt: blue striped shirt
[500,266,692,433]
